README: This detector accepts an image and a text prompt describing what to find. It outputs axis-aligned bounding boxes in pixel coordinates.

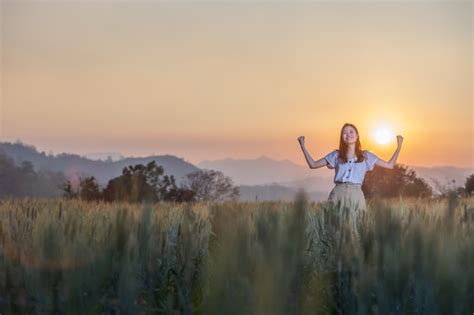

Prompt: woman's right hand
[297,136,305,147]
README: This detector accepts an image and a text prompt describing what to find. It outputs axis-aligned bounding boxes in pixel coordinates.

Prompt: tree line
[0,154,65,198]
[1,152,473,202]
[63,160,240,203]
[362,163,474,199]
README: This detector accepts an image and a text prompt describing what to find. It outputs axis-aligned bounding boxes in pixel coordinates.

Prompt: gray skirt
[328,182,367,212]
[327,182,367,238]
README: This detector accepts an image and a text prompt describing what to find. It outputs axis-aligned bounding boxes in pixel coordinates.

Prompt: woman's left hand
[397,135,404,147]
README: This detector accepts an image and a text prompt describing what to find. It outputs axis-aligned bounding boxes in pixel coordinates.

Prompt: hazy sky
[1,1,472,167]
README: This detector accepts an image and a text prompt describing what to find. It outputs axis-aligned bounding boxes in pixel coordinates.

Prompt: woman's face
[342,126,358,144]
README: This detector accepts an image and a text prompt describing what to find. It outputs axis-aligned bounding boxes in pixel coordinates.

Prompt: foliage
[465,174,474,196]
[431,177,468,198]
[0,154,66,198]
[60,162,238,203]
[181,169,240,202]
[156,174,196,202]
[102,161,162,203]
[79,176,102,201]
[363,164,433,199]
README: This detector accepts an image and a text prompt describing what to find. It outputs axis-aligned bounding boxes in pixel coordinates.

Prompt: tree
[0,154,21,197]
[103,161,163,203]
[400,168,433,198]
[465,174,474,196]
[79,176,102,201]
[181,169,239,202]
[158,174,196,202]
[67,162,239,204]
[430,177,465,198]
[20,161,36,195]
[0,154,66,198]
[101,161,198,203]
[362,164,432,199]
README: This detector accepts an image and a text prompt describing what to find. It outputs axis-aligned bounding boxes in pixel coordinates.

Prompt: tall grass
[0,193,473,314]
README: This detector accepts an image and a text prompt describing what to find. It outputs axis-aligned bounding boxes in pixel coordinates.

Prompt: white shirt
[323,149,379,184]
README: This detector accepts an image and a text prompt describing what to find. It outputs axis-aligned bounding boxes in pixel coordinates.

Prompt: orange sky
[1,1,472,167]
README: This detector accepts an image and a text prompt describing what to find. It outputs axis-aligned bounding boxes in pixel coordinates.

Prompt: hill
[0,141,199,187]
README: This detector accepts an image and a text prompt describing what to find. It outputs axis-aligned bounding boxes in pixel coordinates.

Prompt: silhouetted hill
[198,156,474,195]
[0,141,199,186]
[198,155,334,186]
[409,165,474,194]
[83,152,124,162]
[2,141,471,201]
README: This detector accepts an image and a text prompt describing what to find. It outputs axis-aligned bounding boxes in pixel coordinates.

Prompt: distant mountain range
[198,155,335,185]
[0,142,199,187]
[408,166,474,193]
[197,157,474,196]
[1,141,472,201]
[83,152,125,162]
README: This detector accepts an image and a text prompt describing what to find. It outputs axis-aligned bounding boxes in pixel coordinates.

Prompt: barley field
[0,192,473,314]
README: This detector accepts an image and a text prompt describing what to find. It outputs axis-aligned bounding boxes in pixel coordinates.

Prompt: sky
[1,0,472,168]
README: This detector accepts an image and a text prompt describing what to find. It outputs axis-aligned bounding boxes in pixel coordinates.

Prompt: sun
[373,127,393,145]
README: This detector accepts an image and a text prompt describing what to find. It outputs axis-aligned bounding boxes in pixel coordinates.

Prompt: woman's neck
[345,145,356,158]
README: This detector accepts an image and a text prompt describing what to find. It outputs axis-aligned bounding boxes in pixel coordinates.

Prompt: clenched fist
[397,135,404,147]
[297,136,305,146]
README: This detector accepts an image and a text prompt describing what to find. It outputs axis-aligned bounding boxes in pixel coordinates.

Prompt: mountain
[2,141,471,201]
[198,155,334,186]
[0,142,333,201]
[0,141,199,186]
[83,152,124,162]
[198,156,474,195]
[409,165,473,194]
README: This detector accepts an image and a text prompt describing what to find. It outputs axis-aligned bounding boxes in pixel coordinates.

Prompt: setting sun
[374,127,393,145]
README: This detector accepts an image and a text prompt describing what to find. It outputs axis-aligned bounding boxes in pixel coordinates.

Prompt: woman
[297,123,403,230]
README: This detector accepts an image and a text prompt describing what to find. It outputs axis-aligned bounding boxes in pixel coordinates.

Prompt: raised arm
[375,135,404,169]
[297,136,328,169]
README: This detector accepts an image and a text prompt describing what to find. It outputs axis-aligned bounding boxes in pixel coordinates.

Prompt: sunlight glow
[374,127,393,145]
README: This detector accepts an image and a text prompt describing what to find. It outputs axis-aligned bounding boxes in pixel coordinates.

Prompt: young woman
[297,123,403,215]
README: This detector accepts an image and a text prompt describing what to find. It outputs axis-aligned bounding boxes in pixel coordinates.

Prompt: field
[0,192,473,314]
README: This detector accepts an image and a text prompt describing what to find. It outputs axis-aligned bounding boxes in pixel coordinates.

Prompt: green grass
[0,193,473,314]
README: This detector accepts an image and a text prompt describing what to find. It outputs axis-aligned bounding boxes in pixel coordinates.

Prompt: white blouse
[323,149,379,184]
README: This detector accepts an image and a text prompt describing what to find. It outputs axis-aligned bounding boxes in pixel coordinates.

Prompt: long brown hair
[337,123,365,164]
